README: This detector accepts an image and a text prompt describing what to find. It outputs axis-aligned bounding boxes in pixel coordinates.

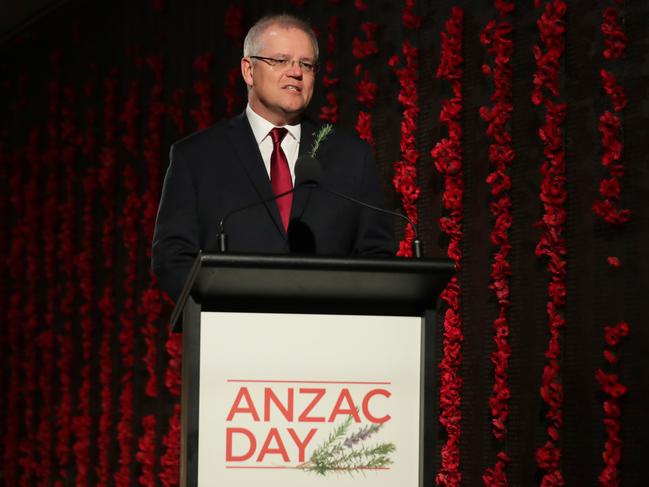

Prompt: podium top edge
[170,253,456,329]
[197,253,455,273]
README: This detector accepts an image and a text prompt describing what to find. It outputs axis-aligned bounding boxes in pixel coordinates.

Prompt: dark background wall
[0,0,66,43]
[1,0,648,485]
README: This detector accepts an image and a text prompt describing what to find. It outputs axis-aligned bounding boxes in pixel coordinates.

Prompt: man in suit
[152,14,396,301]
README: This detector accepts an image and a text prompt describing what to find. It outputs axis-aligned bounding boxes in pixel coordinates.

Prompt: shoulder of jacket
[171,115,240,152]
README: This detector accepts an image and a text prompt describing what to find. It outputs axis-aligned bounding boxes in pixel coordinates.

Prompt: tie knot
[270,127,288,146]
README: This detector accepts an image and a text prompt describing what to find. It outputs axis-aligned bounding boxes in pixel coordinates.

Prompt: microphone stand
[217,154,423,258]
[316,186,423,258]
[217,187,295,252]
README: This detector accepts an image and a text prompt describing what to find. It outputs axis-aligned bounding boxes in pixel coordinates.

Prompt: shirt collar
[246,104,301,144]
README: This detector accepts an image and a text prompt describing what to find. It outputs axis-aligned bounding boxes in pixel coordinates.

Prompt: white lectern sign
[198,312,423,486]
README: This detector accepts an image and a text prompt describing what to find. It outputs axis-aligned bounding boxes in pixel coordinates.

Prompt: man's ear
[241,57,254,88]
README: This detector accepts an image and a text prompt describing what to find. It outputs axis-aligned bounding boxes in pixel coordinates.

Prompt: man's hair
[243,14,319,61]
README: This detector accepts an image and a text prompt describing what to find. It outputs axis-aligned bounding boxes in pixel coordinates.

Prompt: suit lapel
[227,113,285,237]
[298,118,317,158]
[291,118,317,221]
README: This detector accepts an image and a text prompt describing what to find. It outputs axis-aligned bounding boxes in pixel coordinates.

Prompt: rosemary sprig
[298,413,396,476]
[303,414,353,474]
[309,123,334,158]
[343,423,382,448]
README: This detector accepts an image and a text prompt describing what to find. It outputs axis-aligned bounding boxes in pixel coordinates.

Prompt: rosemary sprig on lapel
[309,123,334,158]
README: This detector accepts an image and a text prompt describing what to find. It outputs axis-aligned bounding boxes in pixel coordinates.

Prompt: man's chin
[252,98,309,124]
[279,105,308,123]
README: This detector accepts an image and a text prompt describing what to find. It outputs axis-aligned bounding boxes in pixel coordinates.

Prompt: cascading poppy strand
[531,1,568,485]
[595,321,629,487]
[388,0,422,258]
[0,118,9,485]
[157,71,189,487]
[21,127,41,486]
[136,54,168,486]
[594,5,629,227]
[594,5,629,486]
[38,69,65,486]
[5,114,27,487]
[158,403,181,487]
[114,76,140,487]
[479,1,515,485]
[158,312,181,487]
[388,33,420,256]
[97,70,119,487]
[141,55,166,401]
[319,15,340,124]
[69,82,97,487]
[224,5,246,118]
[54,74,83,487]
[168,89,186,137]
[192,52,215,130]
[353,21,380,147]
[431,7,464,486]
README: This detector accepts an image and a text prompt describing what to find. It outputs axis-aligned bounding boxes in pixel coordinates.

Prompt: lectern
[170,253,454,487]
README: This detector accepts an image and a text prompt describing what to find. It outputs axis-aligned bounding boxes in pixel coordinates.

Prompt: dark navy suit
[152,113,396,300]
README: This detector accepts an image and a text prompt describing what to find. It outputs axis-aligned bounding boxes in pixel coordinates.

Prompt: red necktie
[270,127,293,231]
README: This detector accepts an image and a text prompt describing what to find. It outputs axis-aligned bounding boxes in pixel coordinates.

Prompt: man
[152,14,396,301]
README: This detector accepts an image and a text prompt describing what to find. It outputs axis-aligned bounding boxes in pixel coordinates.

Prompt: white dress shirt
[245,104,301,184]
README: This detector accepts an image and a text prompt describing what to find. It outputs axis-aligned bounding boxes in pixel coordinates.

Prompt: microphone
[294,154,322,186]
[295,155,423,258]
[217,155,319,252]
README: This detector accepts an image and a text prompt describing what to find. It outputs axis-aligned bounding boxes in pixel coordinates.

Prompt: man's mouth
[283,85,302,92]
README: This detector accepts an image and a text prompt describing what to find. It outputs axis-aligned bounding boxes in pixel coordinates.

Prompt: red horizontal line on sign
[227,379,391,385]
[225,465,391,470]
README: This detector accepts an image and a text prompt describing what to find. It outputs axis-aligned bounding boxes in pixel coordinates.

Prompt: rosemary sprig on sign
[297,413,396,476]
[309,123,334,158]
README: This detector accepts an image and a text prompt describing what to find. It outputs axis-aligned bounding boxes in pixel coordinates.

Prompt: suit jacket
[152,112,396,300]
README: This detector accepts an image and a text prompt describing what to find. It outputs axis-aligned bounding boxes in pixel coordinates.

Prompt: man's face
[242,26,316,125]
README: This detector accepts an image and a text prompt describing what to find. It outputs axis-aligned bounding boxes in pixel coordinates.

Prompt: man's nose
[285,60,304,77]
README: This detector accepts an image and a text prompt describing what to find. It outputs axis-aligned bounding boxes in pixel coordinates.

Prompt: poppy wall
[1,0,648,485]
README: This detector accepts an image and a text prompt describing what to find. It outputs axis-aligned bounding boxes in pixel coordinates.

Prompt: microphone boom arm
[317,186,422,258]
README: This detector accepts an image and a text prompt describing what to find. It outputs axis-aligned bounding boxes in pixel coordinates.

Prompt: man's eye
[300,62,314,71]
[275,59,290,67]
